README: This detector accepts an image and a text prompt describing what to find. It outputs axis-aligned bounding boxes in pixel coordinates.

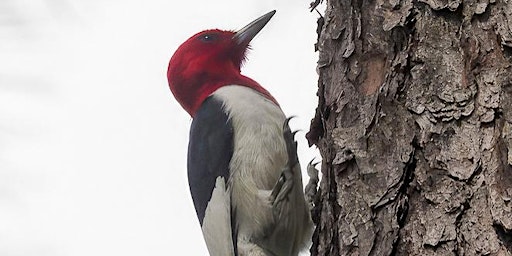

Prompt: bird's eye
[200,34,216,42]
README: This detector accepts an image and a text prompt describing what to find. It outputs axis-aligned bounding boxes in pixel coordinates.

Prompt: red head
[168,11,277,116]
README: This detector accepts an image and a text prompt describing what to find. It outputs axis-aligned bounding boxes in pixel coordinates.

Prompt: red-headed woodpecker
[167,11,311,256]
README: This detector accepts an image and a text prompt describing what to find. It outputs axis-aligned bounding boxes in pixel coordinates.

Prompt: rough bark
[307,0,512,255]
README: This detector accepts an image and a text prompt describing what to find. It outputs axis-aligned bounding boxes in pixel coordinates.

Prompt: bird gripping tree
[167,11,312,256]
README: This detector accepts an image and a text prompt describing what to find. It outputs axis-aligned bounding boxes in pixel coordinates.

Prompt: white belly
[212,85,310,256]
[213,85,287,235]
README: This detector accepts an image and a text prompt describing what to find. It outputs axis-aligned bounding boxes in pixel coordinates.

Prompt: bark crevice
[494,223,512,252]
[308,0,512,254]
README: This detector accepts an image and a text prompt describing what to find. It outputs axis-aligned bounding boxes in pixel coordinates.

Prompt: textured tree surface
[307,0,512,255]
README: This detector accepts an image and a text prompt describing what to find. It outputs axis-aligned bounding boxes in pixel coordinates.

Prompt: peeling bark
[308,0,512,255]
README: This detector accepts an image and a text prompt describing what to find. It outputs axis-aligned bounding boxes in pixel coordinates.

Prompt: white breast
[211,85,311,256]
[212,85,287,237]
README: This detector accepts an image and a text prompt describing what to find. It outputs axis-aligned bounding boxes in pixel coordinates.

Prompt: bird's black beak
[233,10,276,46]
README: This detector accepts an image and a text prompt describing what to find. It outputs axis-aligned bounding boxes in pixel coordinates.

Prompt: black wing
[187,96,233,225]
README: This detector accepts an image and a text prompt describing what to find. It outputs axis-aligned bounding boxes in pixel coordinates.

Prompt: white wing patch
[202,177,235,256]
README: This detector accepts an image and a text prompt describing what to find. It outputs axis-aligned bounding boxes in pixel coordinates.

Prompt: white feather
[212,85,311,256]
[202,177,235,256]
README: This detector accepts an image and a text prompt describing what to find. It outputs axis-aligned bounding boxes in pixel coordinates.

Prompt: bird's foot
[269,117,299,219]
[305,159,319,212]
[269,166,294,205]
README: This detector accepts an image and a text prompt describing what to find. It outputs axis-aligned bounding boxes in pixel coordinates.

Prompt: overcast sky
[0,1,322,255]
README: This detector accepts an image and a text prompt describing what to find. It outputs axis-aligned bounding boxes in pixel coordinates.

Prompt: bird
[167,10,312,256]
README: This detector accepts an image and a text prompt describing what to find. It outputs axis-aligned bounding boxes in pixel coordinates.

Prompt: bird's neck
[173,73,278,117]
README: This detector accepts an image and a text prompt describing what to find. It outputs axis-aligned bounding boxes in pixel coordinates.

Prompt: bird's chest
[213,85,288,190]
[230,115,287,190]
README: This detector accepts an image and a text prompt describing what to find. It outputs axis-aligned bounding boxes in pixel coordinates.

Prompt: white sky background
[0,0,322,255]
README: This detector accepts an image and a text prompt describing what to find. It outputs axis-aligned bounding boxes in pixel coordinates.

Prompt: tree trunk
[307,0,512,255]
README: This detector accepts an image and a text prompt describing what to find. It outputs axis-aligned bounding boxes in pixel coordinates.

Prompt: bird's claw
[305,159,320,212]
[270,167,294,205]
[269,117,300,218]
[282,117,299,168]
